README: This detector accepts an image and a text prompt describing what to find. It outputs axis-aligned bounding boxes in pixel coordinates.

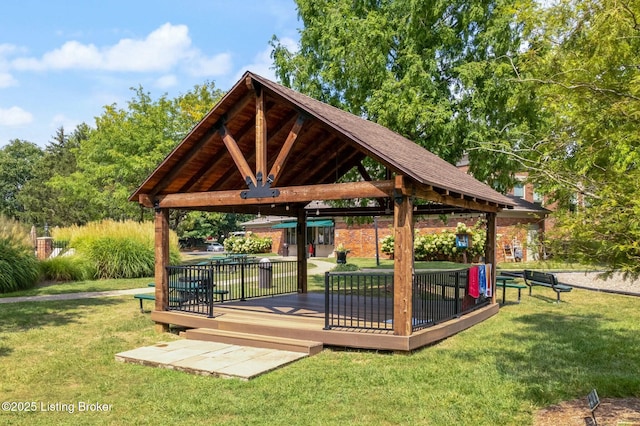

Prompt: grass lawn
[1,268,640,425]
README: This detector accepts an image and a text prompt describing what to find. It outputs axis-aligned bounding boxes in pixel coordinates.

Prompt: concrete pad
[115,339,308,380]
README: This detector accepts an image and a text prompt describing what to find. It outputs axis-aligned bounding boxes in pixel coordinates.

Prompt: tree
[497,0,640,275]
[18,125,88,227]
[51,82,225,223]
[271,0,540,188]
[175,211,251,247]
[0,140,43,220]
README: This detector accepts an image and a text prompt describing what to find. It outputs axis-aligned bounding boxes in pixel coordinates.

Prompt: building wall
[247,212,545,263]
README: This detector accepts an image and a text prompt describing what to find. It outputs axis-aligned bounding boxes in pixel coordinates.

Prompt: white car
[206,242,224,252]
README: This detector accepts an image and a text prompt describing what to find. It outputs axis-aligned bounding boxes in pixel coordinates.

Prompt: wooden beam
[413,186,501,213]
[154,208,170,332]
[357,161,372,181]
[486,212,497,305]
[139,180,396,209]
[297,209,308,293]
[255,87,267,181]
[218,125,256,187]
[269,115,305,186]
[393,175,414,337]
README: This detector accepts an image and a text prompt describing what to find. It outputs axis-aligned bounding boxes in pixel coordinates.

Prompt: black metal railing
[166,259,298,316]
[325,268,490,332]
[51,239,70,256]
[324,271,395,331]
[412,269,481,331]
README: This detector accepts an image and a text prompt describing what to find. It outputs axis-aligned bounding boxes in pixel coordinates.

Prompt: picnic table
[495,275,527,304]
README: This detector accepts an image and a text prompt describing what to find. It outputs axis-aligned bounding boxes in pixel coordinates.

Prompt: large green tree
[51,82,224,223]
[500,0,640,275]
[272,0,541,190]
[0,140,43,220]
[18,125,88,227]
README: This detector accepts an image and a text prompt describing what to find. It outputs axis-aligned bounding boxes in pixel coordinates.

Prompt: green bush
[331,263,360,272]
[0,216,40,293]
[379,221,487,263]
[224,233,272,254]
[40,255,95,282]
[52,220,181,279]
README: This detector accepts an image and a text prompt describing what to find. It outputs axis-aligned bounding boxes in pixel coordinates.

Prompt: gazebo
[130,71,515,351]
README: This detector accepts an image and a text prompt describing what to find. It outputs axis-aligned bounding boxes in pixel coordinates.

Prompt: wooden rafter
[255,86,267,181]
[269,114,305,186]
[150,127,218,197]
[218,125,256,187]
[413,186,500,213]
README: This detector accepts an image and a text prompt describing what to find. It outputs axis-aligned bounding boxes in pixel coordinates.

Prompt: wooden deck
[151,293,499,352]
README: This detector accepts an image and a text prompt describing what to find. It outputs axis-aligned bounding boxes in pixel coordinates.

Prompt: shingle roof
[131,71,514,211]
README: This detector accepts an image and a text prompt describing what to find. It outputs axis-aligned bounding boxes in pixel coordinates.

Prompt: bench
[495,276,527,304]
[523,270,573,302]
[134,293,155,313]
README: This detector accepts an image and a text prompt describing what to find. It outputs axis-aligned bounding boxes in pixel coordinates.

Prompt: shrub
[380,235,394,256]
[0,216,40,293]
[331,263,360,272]
[40,255,95,282]
[224,233,272,254]
[52,220,181,279]
[381,221,488,263]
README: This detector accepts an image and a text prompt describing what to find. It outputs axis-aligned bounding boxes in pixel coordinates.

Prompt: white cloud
[0,72,17,88]
[185,52,233,77]
[0,106,33,126]
[155,74,178,89]
[50,113,79,131]
[235,37,299,82]
[278,37,299,54]
[10,23,220,74]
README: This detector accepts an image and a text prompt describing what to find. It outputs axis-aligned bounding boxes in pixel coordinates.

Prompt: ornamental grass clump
[0,215,40,293]
[39,255,95,282]
[53,220,181,279]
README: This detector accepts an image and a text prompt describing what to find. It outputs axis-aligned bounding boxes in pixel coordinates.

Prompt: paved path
[0,258,337,304]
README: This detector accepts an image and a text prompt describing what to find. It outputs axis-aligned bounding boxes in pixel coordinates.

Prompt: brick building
[243,189,548,263]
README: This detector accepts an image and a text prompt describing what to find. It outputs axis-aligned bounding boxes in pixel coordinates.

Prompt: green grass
[1,272,639,425]
[0,277,153,298]
[497,259,594,271]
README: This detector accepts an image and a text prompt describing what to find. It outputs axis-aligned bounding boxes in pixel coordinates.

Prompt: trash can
[282,243,289,257]
[258,258,272,288]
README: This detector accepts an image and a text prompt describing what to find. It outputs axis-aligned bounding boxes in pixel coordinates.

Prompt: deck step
[183,328,324,356]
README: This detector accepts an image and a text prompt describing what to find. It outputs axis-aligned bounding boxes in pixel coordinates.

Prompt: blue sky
[0,0,300,148]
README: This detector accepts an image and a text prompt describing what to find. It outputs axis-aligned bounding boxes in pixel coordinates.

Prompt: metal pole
[240,260,246,301]
[323,271,331,330]
[374,216,380,266]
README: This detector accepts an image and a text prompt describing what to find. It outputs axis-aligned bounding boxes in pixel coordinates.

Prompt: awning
[272,219,334,229]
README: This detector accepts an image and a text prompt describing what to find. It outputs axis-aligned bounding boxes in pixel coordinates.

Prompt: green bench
[134,293,155,313]
[134,282,230,313]
[523,270,573,302]
[495,275,527,304]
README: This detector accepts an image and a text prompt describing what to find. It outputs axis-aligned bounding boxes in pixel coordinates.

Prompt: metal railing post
[324,271,331,330]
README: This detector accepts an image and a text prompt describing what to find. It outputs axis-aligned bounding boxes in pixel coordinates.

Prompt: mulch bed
[535,397,640,425]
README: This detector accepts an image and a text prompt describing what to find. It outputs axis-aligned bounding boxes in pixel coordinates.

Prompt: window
[513,182,525,199]
[533,189,544,204]
[285,228,296,245]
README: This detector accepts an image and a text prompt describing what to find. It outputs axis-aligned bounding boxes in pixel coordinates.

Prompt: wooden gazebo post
[393,175,414,336]
[296,208,308,293]
[154,206,170,332]
[486,212,498,305]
